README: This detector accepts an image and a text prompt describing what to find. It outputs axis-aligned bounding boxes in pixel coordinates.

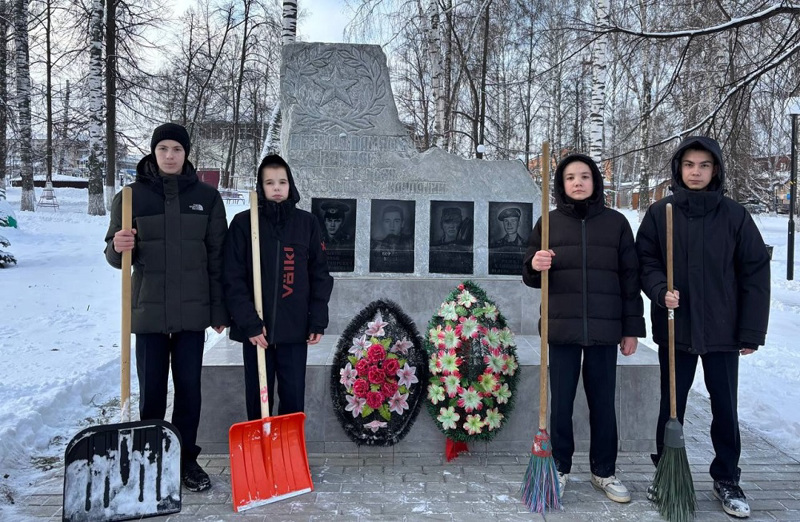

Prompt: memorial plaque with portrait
[488,202,532,276]
[312,198,357,272]
[429,201,474,275]
[369,199,415,273]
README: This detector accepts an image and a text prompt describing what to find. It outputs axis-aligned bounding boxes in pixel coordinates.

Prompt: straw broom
[651,203,696,521]
[521,142,561,512]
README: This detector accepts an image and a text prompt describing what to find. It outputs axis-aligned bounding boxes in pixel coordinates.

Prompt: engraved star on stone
[315,67,358,107]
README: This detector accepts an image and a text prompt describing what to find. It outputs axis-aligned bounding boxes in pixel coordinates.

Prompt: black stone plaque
[369,199,415,273]
[312,198,356,272]
[429,201,474,274]
[488,202,532,276]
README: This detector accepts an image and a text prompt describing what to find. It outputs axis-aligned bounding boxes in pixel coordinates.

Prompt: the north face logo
[189,203,204,211]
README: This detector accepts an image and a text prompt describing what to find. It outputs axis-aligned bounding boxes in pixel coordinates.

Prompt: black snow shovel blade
[63,419,182,521]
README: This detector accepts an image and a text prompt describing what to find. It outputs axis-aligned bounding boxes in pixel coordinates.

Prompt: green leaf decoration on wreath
[424,280,520,443]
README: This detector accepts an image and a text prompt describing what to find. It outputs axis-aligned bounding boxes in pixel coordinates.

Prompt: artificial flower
[427,384,445,404]
[345,394,366,418]
[457,290,477,308]
[457,386,483,413]
[391,338,413,355]
[382,358,400,376]
[366,391,384,409]
[438,301,459,321]
[397,362,419,388]
[364,420,387,432]
[437,406,460,430]
[463,414,484,435]
[388,391,410,414]
[339,362,358,388]
[367,344,387,363]
[349,334,370,358]
[366,312,388,336]
[484,408,503,430]
[494,383,512,404]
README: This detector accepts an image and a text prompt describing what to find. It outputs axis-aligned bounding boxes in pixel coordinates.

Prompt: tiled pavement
[12,392,800,521]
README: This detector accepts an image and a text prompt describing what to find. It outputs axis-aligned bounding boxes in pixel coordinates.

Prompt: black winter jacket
[223,161,333,345]
[104,156,228,334]
[523,154,645,346]
[636,136,770,354]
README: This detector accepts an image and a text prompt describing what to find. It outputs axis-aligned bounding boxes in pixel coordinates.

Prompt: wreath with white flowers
[424,281,520,442]
[330,300,428,446]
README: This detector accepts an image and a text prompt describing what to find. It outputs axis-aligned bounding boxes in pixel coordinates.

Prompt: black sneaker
[182,460,211,492]
[646,483,657,502]
[713,480,750,518]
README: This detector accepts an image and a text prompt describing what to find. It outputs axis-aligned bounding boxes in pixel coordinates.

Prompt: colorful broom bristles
[521,429,562,512]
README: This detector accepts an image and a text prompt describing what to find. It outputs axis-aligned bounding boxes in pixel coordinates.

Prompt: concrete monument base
[197,334,660,456]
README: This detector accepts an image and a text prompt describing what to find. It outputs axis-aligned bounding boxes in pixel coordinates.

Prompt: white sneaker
[557,472,568,498]
[591,474,631,503]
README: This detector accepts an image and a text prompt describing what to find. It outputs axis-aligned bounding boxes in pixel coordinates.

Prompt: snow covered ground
[0,186,798,512]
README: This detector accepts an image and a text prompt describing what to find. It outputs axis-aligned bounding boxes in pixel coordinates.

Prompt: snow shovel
[228,191,313,512]
[63,186,182,521]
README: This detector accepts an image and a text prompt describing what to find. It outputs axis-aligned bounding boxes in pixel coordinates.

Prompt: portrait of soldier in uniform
[490,206,526,248]
[488,202,532,275]
[370,200,415,273]
[429,201,474,275]
[320,200,354,247]
[312,198,357,272]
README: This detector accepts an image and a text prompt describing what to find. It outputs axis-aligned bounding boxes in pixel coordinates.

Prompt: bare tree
[14,0,34,211]
[86,0,104,216]
[0,0,8,198]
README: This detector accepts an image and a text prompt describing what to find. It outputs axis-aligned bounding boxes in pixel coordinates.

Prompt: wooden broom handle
[538,142,550,430]
[666,203,676,419]
[121,187,132,422]
[250,191,270,420]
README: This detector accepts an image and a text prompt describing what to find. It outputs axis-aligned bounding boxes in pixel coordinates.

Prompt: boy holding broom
[636,136,770,518]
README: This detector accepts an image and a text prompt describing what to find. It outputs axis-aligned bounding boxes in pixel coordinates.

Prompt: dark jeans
[655,347,741,482]
[242,342,308,421]
[135,330,205,464]
[550,343,618,477]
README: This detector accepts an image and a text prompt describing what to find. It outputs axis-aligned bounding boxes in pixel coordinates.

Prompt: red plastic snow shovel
[63,187,182,521]
[228,191,313,512]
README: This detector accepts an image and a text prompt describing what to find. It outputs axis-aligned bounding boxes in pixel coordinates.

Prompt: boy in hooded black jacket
[636,136,770,518]
[523,154,645,503]
[223,155,334,420]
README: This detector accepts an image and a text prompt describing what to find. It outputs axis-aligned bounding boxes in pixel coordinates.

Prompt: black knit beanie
[150,123,191,156]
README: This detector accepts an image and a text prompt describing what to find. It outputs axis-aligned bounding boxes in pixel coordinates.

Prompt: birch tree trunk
[282,0,297,45]
[588,0,609,166]
[14,0,34,211]
[0,0,8,199]
[87,0,105,216]
[261,0,297,157]
[57,80,70,177]
[105,0,117,207]
[425,0,445,148]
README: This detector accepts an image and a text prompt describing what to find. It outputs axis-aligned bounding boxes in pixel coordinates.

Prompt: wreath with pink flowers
[330,300,428,446]
[424,281,520,442]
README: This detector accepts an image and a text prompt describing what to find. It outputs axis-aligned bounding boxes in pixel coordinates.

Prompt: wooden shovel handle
[539,142,550,430]
[121,187,132,423]
[249,191,269,420]
[666,203,676,419]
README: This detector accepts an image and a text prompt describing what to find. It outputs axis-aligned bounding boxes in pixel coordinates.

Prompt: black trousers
[242,342,308,421]
[135,330,205,464]
[656,347,741,482]
[550,343,618,477]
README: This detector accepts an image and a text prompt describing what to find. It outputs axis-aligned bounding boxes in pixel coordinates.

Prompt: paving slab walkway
[12,392,800,521]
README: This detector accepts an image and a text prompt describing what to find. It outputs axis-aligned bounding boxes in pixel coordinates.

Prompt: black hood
[553,153,605,218]
[670,136,725,193]
[256,154,301,226]
[135,154,198,194]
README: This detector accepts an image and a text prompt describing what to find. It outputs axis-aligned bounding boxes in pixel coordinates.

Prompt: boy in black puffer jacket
[105,123,228,493]
[223,155,333,421]
[523,154,645,503]
[637,136,770,518]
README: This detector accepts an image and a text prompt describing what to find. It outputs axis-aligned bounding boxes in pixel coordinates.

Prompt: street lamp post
[787,98,800,280]
[476,143,486,160]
